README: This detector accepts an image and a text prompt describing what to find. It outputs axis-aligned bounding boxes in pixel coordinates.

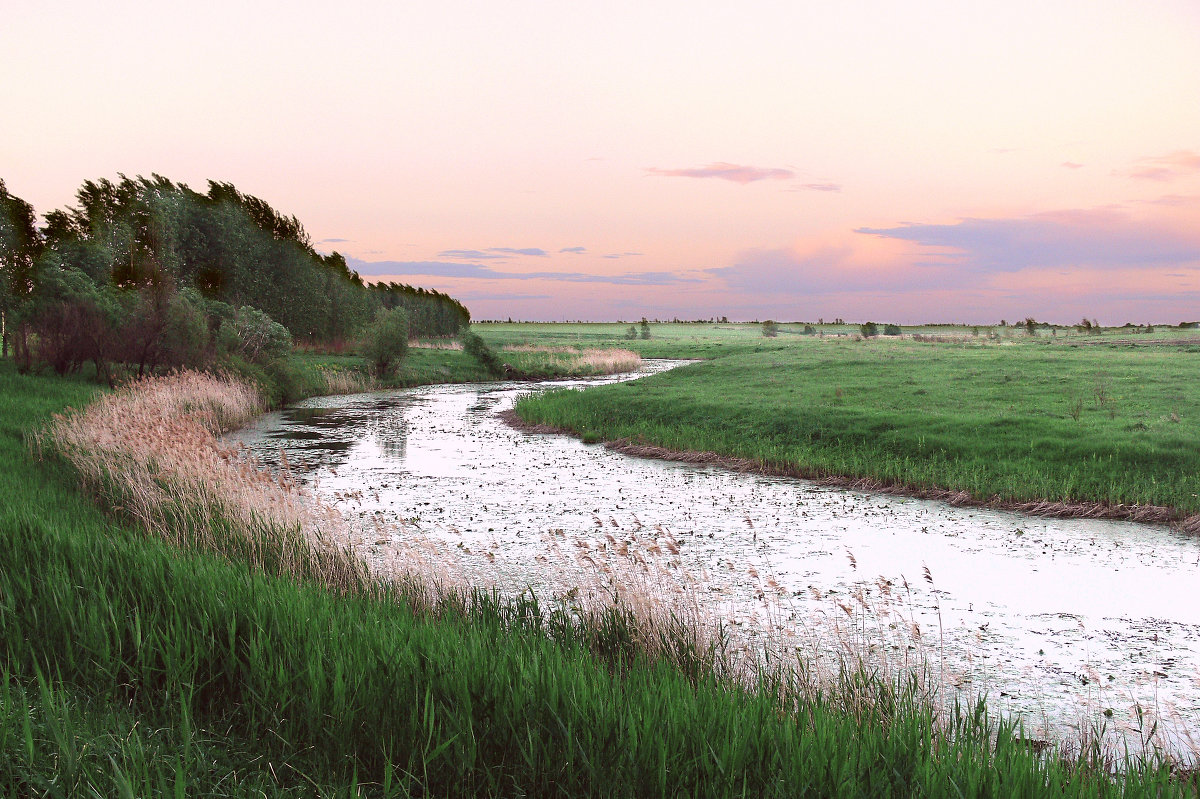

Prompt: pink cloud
[1120,150,1200,181]
[1061,161,1084,169]
[646,162,794,184]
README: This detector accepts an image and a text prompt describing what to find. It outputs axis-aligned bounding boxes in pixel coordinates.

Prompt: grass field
[476,320,1197,359]
[514,333,1200,527]
[5,358,1197,795]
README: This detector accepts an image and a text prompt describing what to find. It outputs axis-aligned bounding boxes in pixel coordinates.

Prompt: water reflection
[228,361,1200,757]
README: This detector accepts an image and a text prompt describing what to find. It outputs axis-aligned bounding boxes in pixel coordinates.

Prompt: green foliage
[218,306,293,365]
[860,321,879,337]
[1,364,1188,797]
[359,307,409,378]
[461,329,504,376]
[762,320,779,337]
[515,337,1200,516]
[883,323,902,336]
[639,318,651,339]
[624,324,638,340]
[9,174,469,371]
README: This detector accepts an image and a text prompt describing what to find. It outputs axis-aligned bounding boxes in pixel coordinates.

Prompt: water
[229,360,1200,757]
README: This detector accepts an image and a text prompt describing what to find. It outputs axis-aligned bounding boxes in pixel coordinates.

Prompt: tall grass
[4,364,1195,795]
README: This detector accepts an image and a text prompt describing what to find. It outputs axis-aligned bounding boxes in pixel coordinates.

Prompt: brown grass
[37,370,717,670]
[501,346,642,375]
[40,371,1199,762]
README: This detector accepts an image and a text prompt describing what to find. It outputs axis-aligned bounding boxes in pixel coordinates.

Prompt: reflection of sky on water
[229,361,1200,757]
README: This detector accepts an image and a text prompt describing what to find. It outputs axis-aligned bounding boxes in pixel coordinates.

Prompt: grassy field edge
[2,360,1196,796]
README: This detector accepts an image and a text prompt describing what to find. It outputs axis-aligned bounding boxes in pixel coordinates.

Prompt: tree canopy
[0,175,471,375]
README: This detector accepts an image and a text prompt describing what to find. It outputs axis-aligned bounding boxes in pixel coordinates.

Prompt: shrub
[461,329,503,376]
[639,318,651,339]
[360,307,409,378]
[883,323,902,336]
[860,321,878,338]
[762,320,779,337]
[219,306,293,365]
[802,325,816,335]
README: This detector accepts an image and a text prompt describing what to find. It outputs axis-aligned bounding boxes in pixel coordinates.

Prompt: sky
[3,0,1200,323]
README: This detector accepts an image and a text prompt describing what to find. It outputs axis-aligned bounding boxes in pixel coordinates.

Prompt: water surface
[229,361,1200,756]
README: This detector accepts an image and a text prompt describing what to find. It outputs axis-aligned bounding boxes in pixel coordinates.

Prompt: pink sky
[3,0,1199,323]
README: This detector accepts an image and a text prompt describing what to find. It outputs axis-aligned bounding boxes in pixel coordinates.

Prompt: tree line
[0,175,469,377]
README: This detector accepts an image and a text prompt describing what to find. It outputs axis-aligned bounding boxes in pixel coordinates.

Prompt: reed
[6,364,1195,795]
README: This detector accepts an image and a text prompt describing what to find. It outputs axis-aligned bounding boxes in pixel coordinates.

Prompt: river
[228,360,1200,760]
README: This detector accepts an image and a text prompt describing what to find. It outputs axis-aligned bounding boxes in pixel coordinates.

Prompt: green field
[4,357,1196,795]
[514,332,1200,525]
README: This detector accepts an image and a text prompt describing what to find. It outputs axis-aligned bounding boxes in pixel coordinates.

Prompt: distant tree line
[0,175,469,377]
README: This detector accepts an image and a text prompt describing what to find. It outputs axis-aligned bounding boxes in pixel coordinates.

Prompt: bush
[883,324,902,336]
[360,307,409,378]
[860,321,878,338]
[639,318,651,340]
[461,329,503,376]
[219,306,293,365]
[762,320,779,337]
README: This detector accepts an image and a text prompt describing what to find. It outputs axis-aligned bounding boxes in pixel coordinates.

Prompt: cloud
[1119,150,1200,182]
[559,246,587,254]
[345,256,695,286]
[317,237,351,243]
[489,247,549,257]
[786,182,842,193]
[601,252,642,259]
[451,291,553,301]
[707,246,944,296]
[1061,162,1084,170]
[646,162,794,184]
[437,247,550,260]
[855,207,1200,272]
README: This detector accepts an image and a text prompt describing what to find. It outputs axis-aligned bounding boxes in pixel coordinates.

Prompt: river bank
[512,339,1200,533]
[5,357,1196,794]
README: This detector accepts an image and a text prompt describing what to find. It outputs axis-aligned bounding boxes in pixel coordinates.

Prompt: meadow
[3,326,1199,796]
[514,329,1200,529]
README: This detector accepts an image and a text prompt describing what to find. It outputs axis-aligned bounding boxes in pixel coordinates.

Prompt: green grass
[2,358,1197,796]
[475,321,803,358]
[515,336,1200,520]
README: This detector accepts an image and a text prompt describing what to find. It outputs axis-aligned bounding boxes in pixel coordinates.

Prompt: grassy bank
[3,367,1195,795]
[514,336,1200,528]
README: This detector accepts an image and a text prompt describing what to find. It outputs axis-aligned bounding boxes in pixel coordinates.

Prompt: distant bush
[461,329,503,376]
[360,307,409,378]
[639,318,651,339]
[762,320,779,337]
[883,324,901,336]
[624,325,638,340]
[802,325,816,335]
[860,321,878,338]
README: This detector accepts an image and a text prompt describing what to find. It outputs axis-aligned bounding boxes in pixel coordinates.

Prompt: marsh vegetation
[4,322,1200,795]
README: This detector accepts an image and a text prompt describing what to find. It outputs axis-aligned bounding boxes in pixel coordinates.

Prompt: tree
[639,318,651,339]
[360,307,409,377]
[762,320,779,337]
[860,321,878,338]
[0,180,42,358]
